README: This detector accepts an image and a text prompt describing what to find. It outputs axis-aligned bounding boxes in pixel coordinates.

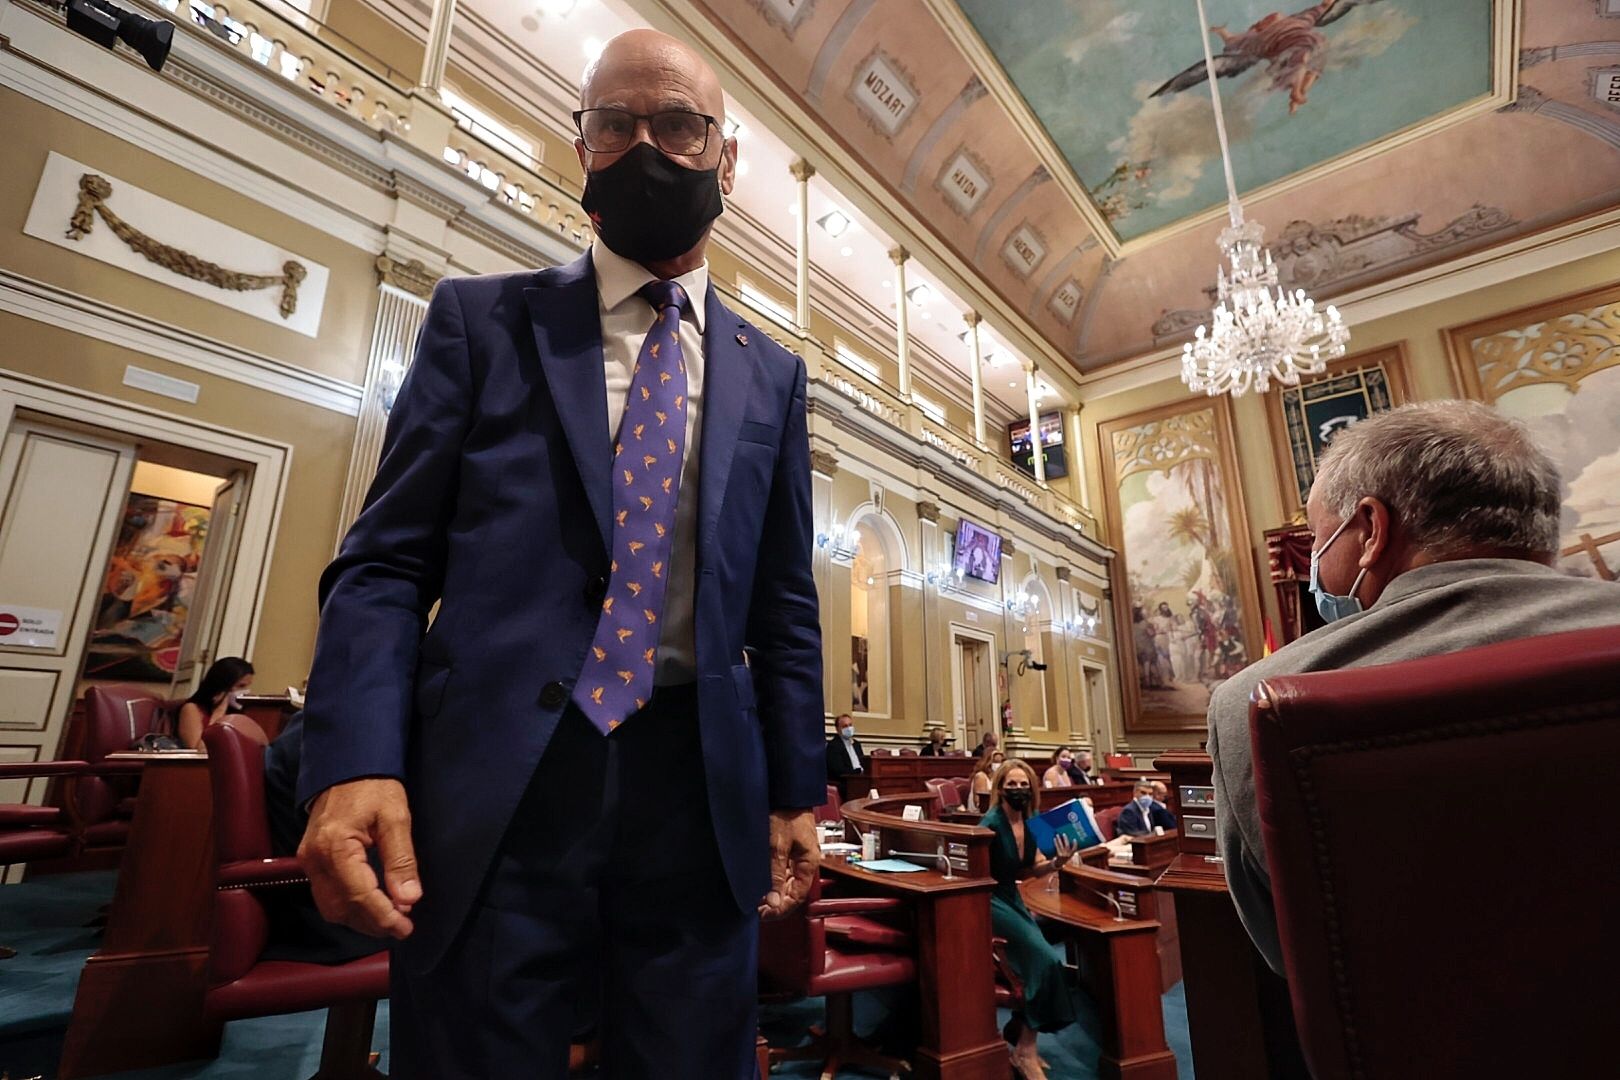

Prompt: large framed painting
[84,494,210,681]
[1446,282,1620,581]
[1099,398,1264,732]
[1263,343,1414,518]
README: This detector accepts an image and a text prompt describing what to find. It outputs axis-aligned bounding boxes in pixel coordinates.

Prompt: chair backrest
[73,685,180,826]
[202,722,275,987]
[870,748,892,756]
[1250,625,1620,1080]
[1103,753,1133,770]
[815,784,842,824]
[898,748,918,756]
[923,777,962,812]
[1093,805,1122,841]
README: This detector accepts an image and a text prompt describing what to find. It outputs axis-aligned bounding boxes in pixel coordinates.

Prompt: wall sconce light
[814,523,855,559]
[924,563,965,593]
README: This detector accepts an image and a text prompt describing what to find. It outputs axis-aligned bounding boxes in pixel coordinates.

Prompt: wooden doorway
[951,624,996,752]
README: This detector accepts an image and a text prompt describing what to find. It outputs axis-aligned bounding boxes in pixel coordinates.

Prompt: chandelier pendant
[1180,0,1348,397]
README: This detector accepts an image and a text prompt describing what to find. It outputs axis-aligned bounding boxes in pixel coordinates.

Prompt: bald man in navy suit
[296,30,823,1079]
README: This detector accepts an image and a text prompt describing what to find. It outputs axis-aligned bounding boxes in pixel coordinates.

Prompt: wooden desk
[59,754,220,1077]
[1019,867,1177,1080]
[842,754,976,800]
[1038,780,1134,812]
[833,795,1007,1080]
[1152,752,1307,1080]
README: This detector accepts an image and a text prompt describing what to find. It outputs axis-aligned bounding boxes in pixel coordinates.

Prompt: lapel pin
[735,332,749,346]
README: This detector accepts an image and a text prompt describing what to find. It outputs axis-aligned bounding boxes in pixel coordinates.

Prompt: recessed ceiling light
[536,0,577,16]
[787,202,799,216]
[582,37,604,61]
[920,310,932,319]
[817,210,852,238]
[906,283,935,305]
[1008,381,1017,388]
[839,245,853,257]
[723,117,745,139]
[881,280,891,289]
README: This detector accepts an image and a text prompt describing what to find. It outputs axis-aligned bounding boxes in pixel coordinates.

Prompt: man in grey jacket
[1208,400,1619,974]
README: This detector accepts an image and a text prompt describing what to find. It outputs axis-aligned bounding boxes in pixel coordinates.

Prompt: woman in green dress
[980,758,1082,1080]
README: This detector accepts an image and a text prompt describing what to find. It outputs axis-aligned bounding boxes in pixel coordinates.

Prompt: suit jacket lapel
[524,252,611,556]
[697,287,752,569]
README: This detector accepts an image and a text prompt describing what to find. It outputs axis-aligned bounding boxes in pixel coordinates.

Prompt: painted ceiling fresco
[660,0,1619,375]
[956,0,1496,242]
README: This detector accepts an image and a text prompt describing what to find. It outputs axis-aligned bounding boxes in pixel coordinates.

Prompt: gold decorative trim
[1444,280,1620,404]
[810,448,839,476]
[917,0,1520,258]
[916,500,941,524]
[66,173,306,319]
[1055,565,1071,582]
[375,254,442,300]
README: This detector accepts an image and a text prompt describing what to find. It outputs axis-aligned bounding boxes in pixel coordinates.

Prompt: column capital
[810,448,839,477]
[1020,357,1038,374]
[917,500,942,524]
[374,254,442,300]
[888,246,910,265]
[963,310,981,328]
[788,158,817,182]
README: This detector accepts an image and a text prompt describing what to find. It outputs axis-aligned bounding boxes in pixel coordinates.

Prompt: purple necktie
[573,280,691,733]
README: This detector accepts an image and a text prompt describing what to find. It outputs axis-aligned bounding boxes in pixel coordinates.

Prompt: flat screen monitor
[1008,411,1068,480]
[953,519,1002,584]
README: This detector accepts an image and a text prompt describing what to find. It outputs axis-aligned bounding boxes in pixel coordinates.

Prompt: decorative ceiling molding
[918,0,1522,260]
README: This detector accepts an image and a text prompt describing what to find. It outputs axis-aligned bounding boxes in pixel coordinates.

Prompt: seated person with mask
[1208,401,1620,975]
[1116,781,1176,836]
[825,713,868,784]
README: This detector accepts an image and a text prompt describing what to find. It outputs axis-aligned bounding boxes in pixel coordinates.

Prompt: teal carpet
[1,872,1192,1078]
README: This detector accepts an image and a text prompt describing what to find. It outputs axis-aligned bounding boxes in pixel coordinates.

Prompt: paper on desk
[821,843,861,854]
[855,858,928,873]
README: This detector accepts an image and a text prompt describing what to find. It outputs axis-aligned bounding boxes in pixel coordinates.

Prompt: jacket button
[584,576,608,604]
[540,681,569,709]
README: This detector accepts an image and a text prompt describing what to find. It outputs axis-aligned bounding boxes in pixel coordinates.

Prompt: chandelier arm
[1193,0,1242,226]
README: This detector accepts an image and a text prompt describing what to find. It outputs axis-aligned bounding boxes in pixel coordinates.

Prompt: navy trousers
[389,686,760,1079]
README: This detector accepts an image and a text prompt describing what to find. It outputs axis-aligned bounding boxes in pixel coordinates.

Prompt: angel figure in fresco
[1150,0,1386,114]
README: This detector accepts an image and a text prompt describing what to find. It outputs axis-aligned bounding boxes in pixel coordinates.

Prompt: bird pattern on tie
[573,279,691,734]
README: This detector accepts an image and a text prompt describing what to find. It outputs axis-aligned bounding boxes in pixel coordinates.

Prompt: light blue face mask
[840,726,855,740]
[1135,795,1154,812]
[1308,514,1369,624]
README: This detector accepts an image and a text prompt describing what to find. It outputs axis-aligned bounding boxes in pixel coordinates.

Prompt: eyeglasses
[573,108,719,156]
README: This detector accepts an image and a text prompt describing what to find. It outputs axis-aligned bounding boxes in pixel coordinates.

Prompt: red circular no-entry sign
[0,612,19,636]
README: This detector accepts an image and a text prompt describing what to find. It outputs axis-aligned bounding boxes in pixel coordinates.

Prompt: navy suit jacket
[297,251,825,970]
[1117,801,1177,836]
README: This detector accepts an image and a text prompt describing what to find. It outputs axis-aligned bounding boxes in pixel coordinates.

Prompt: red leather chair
[67,685,181,858]
[1093,805,1123,841]
[814,783,842,825]
[758,878,916,1077]
[1249,625,1620,1080]
[924,776,964,813]
[1,760,87,959]
[202,722,390,1079]
[869,748,892,756]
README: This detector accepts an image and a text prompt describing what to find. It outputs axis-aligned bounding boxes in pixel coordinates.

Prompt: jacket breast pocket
[737,419,780,447]
[415,660,452,719]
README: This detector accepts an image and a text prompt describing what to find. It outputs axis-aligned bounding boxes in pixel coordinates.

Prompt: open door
[0,414,136,812]
[169,473,245,698]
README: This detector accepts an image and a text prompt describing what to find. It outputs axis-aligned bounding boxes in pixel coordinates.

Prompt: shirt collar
[592,242,708,333]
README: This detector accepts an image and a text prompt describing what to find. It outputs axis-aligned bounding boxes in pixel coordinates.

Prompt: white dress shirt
[591,242,708,686]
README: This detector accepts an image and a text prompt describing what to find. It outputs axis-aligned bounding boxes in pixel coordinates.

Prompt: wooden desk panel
[1153,752,1308,1080]
[59,757,221,1078]
[1020,873,1177,1080]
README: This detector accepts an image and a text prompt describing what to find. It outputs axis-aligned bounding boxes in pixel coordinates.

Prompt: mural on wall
[1264,343,1414,516]
[1100,399,1263,731]
[1448,283,1620,581]
[955,0,1495,240]
[85,495,211,682]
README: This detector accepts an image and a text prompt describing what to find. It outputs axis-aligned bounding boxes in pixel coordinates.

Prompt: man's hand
[298,778,420,940]
[758,809,820,919]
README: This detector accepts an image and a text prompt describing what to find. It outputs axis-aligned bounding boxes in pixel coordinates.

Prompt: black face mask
[1003,789,1033,811]
[581,142,724,265]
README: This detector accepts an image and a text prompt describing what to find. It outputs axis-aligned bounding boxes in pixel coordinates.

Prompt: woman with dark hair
[981,758,1086,1079]
[176,656,255,749]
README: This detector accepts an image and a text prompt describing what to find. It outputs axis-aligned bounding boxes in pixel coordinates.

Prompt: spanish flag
[1262,616,1280,658]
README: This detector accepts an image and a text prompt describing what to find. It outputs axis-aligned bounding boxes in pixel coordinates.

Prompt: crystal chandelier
[1180,0,1349,397]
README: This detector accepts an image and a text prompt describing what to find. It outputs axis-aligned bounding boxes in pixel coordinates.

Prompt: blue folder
[1025,798,1103,858]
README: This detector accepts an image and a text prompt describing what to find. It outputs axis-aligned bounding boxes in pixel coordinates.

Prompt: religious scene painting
[1100,400,1262,731]
[85,494,211,681]
[1449,285,1620,583]
[955,0,1496,241]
